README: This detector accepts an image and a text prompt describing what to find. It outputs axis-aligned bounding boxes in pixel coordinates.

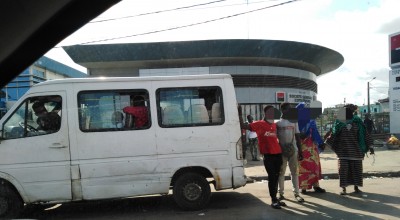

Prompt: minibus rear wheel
[173,172,211,211]
[0,184,23,218]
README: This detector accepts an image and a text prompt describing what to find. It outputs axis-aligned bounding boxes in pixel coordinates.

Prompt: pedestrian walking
[246,115,260,161]
[363,113,376,134]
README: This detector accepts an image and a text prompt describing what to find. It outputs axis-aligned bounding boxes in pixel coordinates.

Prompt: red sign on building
[390,32,400,67]
[276,92,285,102]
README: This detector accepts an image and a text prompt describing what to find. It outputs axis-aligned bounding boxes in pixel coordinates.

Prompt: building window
[20,68,30,75]
[5,88,18,101]
[17,76,30,81]
[32,68,45,78]
[17,82,30,87]
[18,88,29,97]
[33,76,45,84]
[7,82,17,87]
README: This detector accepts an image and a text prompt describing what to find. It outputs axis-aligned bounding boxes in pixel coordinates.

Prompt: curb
[246,171,400,183]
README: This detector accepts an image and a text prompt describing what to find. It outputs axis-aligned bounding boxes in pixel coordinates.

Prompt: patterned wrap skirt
[299,136,322,189]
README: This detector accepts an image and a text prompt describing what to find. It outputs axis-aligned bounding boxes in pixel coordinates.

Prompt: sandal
[271,202,282,209]
[295,194,305,203]
[278,194,285,201]
[314,186,326,193]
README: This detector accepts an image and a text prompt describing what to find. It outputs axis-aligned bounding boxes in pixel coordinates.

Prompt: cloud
[379,17,400,34]
[312,0,398,108]
[45,0,398,109]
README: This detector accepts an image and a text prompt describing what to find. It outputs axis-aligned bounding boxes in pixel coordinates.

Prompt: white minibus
[0,74,246,218]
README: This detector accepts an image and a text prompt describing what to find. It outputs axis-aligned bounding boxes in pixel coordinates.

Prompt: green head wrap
[332,115,367,154]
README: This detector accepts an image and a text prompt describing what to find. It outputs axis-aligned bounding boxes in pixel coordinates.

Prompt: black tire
[0,184,23,219]
[173,172,211,211]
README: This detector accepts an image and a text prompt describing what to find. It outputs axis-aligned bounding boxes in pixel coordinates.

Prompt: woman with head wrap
[325,104,374,195]
[296,102,326,194]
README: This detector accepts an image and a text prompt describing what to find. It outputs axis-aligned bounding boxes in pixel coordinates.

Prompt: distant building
[359,103,383,115]
[64,39,343,120]
[323,100,390,134]
[0,56,86,117]
[389,32,400,134]
[359,99,390,134]
[378,97,390,112]
[322,105,341,131]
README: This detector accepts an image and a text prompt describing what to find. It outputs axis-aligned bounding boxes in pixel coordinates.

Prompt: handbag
[281,143,295,157]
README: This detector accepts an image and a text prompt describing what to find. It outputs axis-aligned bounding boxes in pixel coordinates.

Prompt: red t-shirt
[123,106,148,128]
[249,120,281,154]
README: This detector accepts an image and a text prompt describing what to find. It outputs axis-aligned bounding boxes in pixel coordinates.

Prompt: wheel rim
[183,183,202,201]
[0,197,9,216]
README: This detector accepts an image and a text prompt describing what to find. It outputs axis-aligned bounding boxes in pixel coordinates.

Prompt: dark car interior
[0,0,121,88]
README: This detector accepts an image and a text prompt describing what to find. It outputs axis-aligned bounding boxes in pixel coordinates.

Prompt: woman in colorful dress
[296,103,326,193]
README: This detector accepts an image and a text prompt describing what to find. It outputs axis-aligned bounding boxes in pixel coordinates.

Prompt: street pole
[367,77,376,115]
[367,81,370,114]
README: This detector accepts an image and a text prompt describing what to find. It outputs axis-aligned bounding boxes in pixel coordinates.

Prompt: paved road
[19,178,400,220]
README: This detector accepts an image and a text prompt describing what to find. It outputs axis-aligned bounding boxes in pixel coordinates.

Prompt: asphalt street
[19,178,400,220]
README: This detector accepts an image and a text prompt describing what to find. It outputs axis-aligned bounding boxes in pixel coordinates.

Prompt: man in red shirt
[123,95,148,128]
[239,105,285,209]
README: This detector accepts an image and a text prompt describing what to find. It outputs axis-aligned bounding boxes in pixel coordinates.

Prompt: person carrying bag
[276,102,304,203]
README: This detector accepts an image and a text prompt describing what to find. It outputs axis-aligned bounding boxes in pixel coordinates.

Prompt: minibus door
[0,92,71,202]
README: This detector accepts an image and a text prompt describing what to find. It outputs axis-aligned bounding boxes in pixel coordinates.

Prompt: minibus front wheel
[0,182,23,218]
[173,172,211,211]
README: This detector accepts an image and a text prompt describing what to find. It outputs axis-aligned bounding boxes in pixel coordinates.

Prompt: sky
[45,0,400,109]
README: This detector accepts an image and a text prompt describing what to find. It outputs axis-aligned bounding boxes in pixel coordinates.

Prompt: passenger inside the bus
[123,95,149,128]
[32,101,61,132]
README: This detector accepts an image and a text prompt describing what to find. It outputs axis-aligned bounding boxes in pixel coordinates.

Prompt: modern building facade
[359,103,384,115]
[0,56,86,117]
[389,32,400,134]
[64,39,344,120]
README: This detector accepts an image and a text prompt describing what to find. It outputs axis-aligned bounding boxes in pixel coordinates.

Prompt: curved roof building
[64,39,343,119]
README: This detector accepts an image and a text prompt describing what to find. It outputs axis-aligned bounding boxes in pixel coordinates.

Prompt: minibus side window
[78,90,150,132]
[157,87,224,127]
[2,96,62,139]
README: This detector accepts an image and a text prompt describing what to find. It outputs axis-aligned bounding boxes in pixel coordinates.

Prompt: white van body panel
[69,81,160,200]
[0,74,246,207]
[153,77,243,190]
